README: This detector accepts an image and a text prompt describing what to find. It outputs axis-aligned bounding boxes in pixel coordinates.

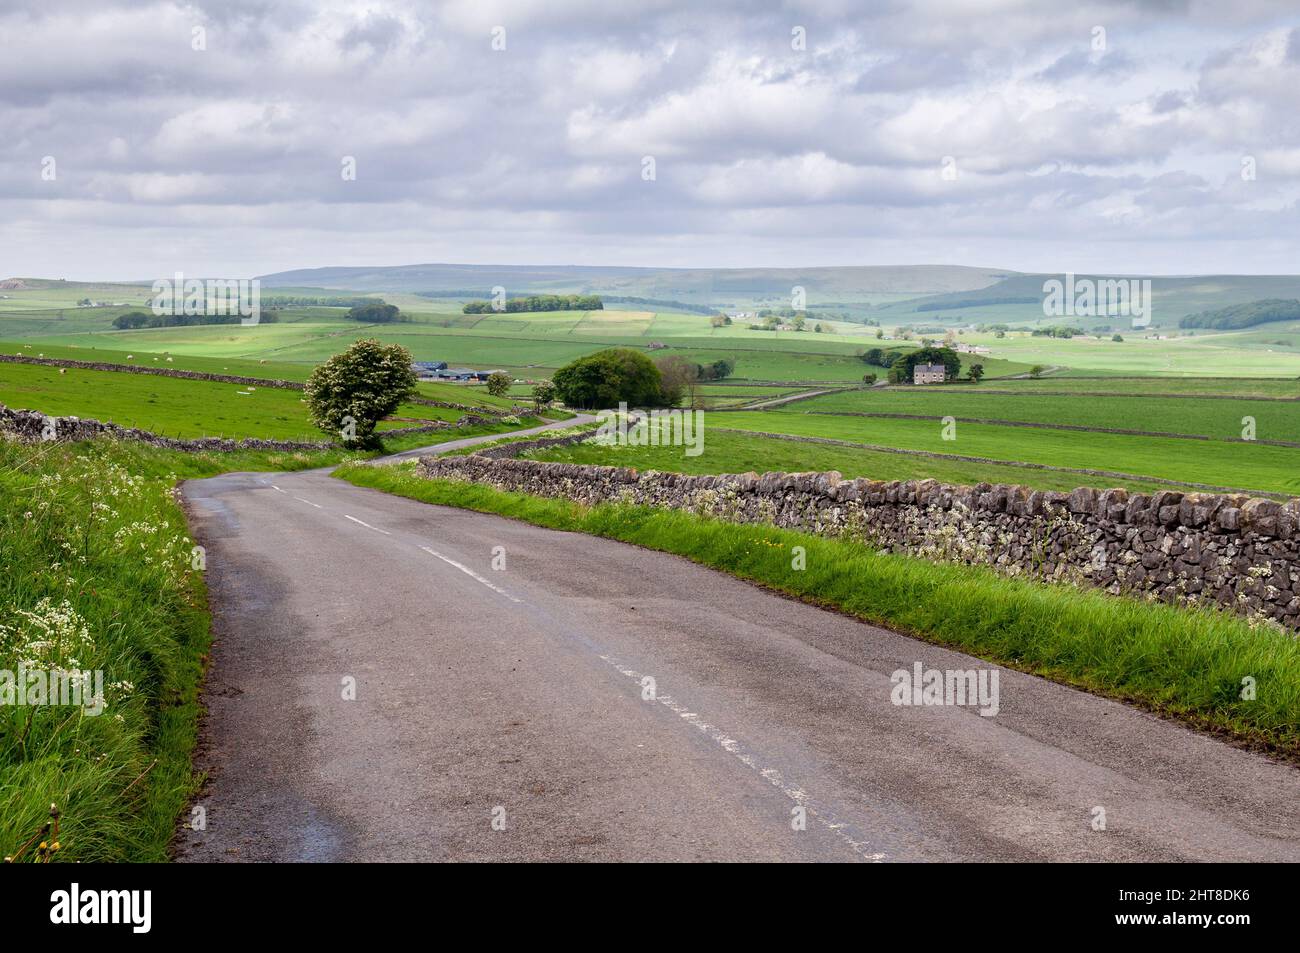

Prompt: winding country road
[175,421,1300,862]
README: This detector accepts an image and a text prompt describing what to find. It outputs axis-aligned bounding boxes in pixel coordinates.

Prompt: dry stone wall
[416,450,1300,630]
[0,403,483,452]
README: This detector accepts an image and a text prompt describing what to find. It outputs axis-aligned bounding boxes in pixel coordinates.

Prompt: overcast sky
[3,0,1300,280]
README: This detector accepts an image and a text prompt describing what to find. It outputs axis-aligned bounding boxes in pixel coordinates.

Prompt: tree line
[463,294,604,314]
[1179,298,1300,330]
[112,311,280,329]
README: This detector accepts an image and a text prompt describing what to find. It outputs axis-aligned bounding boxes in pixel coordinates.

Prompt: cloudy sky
[3,0,1300,279]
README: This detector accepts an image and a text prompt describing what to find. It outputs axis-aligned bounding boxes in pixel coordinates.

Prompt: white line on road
[599,653,886,862]
[294,497,323,508]
[270,485,286,494]
[345,514,391,535]
[418,545,522,603]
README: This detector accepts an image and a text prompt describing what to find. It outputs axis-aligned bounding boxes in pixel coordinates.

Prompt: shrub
[303,339,418,448]
[551,348,666,410]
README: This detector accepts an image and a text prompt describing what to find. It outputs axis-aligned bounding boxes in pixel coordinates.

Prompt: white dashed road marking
[419,545,521,603]
[345,514,391,535]
[599,653,887,862]
[294,497,323,508]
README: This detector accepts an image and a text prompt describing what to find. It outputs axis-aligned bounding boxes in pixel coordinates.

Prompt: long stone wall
[0,403,489,452]
[0,403,334,451]
[415,451,1300,630]
[0,352,303,389]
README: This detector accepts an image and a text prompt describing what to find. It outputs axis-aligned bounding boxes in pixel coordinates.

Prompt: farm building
[913,364,947,385]
[412,361,448,378]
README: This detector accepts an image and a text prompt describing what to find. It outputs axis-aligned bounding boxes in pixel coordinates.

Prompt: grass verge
[335,462,1300,760]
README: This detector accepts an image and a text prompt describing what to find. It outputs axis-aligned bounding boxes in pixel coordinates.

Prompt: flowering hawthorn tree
[304,338,418,448]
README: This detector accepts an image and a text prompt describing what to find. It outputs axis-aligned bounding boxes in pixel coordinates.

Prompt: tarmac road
[175,423,1300,862]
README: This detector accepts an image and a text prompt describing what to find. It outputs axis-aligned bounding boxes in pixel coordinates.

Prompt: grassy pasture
[6,303,1031,383]
[0,361,460,439]
[947,328,1300,377]
[957,377,1300,398]
[526,428,1180,494]
[793,388,1300,442]
[713,410,1300,496]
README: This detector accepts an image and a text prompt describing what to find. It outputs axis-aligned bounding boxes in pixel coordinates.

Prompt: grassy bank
[335,462,1300,759]
[0,437,225,861]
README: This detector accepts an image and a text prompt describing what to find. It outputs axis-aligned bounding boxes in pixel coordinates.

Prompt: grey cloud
[1,0,1298,277]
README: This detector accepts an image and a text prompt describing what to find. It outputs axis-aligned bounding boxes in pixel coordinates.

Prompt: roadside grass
[0,437,219,862]
[334,463,1300,760]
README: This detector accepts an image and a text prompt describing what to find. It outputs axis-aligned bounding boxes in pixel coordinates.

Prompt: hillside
[256,262,1014,302]
[1179,298,1300,330]
[873,274,1300,327]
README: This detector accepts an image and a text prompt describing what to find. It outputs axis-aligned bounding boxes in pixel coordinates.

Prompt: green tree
[530,380,557,413]
[1029,364,1046,378]
[898,346,960,382]
[967,363,985,382]
[1112,334,1124,342]
[862,373,878,385]
[111,311,151,330]
[303,339,418,448]
[702,358,734,380]
[346,302,401,323]
[654,354,699,406]
[486,371,512,397]
[551,348,666,409]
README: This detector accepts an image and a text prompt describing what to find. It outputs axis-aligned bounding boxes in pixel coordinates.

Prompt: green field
[793,388,1300,442]
[527,428,1184,494]
[710,410,1300,496]
[948,377,1300,398]
[0,360,488,439]
[4,278,1300,499]
[0,290,1034,383]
